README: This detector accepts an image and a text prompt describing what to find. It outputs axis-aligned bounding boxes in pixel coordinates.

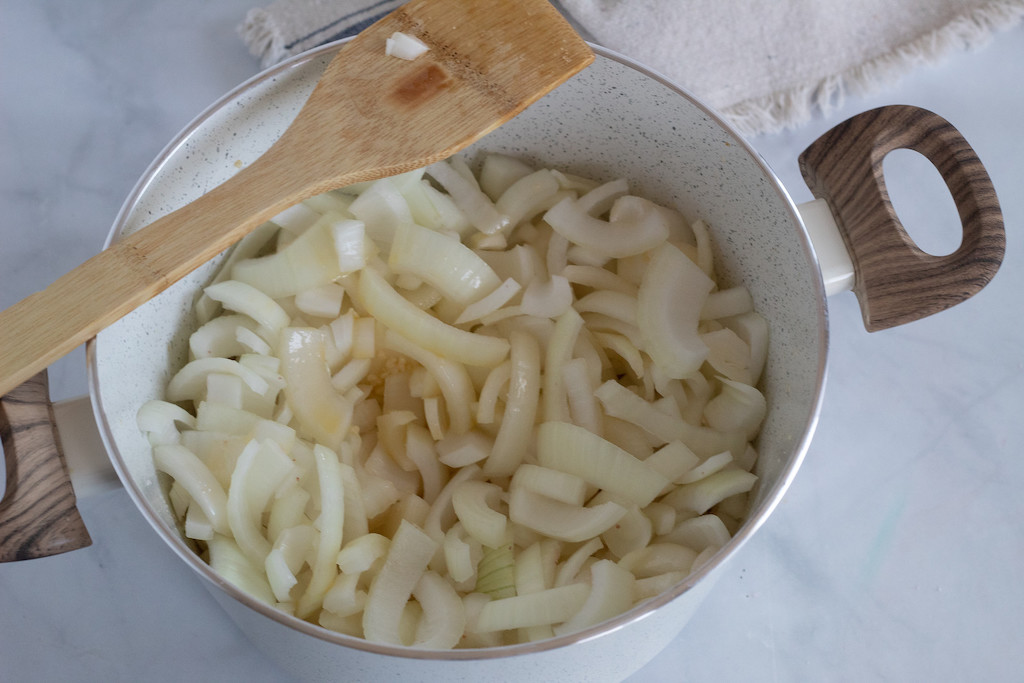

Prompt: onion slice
[359,267,509,368]
[636,242,714,379]
[543,195,669,258]
[475,583,590,632]
[389,222,500,304]
[362,520,438,645]
[537,421,669,507]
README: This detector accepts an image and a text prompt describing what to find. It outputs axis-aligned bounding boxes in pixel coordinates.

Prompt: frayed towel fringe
[238,9,289,69]
[725,0,1024,136]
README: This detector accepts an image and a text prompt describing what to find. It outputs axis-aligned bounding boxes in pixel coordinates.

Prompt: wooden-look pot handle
[0,370,92,561]
[799,105,1005,331]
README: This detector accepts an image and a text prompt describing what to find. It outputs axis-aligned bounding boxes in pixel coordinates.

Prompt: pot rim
[87,37,828,661]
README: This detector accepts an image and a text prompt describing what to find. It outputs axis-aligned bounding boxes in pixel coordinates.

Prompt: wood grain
[0,0,593,397]
[799,105,1004,331]
[0,371,92,561]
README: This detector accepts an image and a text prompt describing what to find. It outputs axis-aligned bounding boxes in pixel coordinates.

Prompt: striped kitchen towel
[240,0,408,69]
[239,0,1024,136]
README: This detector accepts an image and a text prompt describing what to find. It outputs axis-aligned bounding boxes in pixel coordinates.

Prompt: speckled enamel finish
[88,42,827,682]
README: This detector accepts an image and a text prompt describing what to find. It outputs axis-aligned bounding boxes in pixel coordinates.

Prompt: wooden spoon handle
[0,370,92,561]
[799,105,1005,331]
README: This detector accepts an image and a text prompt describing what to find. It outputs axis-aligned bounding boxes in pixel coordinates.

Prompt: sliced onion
[349,178,413,250]
[702,328,754,385]
[633,571,689,603]
[152,443,229,536]
[659,514,732,552]
[553,559,634,635]
[474,362,510,426]
[382,329,475,435]
[619,543,698,580]
[636,242,713,379]
[226,440,278,564]
[331,218,368,274]
[454,277,521,326]
[137,400,197,446]
[561,357,603,437]
[537,421,668,507]
[662,469,758,515]
[495,169,561,228]
[204,280,290,335]
[543,195,669,258]
[231,214,343,298]
[721,310,769,386]
[436,430,493,468]
[208,533,275,604]
[483,330,541,477]
[600,504,652,559]
[514,541,551,596]
[553,537,603,586]
[542,308,583,423]
[701,286,754,320]
[148,153,770,650]
[426,160,509,235]
[643,502,677,537]
[645,440,701,488]
[475,541,515,599]
[362,520,438,645]
[510,463,586,506]
[442,523,479,584]
[677,450,734,485]
[479,153,535,201]
[269,202,321,234]
[385,31,429,60]
[418,459,475,532]
[576,178,629,216]
[296,443,346,618]
[562,264,637,296]
[415,180,471,234]
[405,423,448,504]
[451,480,507,549]
[189,315,262,359]
[359,267,509,368]
[410,571,465,649]
[509,487,626,543]
[520,274,572,319]
[389,222,500,304]
[193,222,282,325]
[166,357,270,404]
[594,378,742,458]
[475,583,589,632]
[337,533,390,575]
[322,572,366,617]
[279,328,353,450]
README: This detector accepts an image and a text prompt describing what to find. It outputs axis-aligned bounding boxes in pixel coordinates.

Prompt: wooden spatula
[0,0,592,397]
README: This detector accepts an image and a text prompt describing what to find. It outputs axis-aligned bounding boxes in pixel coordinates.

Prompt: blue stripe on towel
[285,0,403,50]
[316,11,393,46]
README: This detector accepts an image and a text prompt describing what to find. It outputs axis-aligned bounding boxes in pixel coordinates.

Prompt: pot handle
[0,370,92,561]
[799,105,1005,331]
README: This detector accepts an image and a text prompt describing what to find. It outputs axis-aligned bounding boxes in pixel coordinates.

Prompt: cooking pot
[0,40,1003,682]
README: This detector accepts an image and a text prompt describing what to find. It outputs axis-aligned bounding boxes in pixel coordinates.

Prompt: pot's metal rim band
[86,38,830,662]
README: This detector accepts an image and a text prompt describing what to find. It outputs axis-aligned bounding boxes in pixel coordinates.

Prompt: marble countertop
[2,2,1023,681]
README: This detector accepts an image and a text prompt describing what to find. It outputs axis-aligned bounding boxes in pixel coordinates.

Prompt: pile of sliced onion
[138,153,768,649]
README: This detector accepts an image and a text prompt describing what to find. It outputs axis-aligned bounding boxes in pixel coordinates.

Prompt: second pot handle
[799,105,1005,331]
[0,370,92,561]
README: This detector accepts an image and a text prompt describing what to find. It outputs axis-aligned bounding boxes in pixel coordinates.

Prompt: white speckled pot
[76,41,1000,682]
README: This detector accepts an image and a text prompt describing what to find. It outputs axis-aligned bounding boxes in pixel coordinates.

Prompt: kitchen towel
[239,0,1024,136]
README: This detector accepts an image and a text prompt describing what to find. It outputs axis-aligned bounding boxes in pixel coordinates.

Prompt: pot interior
[89,42,827,655]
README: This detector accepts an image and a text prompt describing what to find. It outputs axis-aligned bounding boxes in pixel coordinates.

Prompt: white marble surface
[2,2,1023,681]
